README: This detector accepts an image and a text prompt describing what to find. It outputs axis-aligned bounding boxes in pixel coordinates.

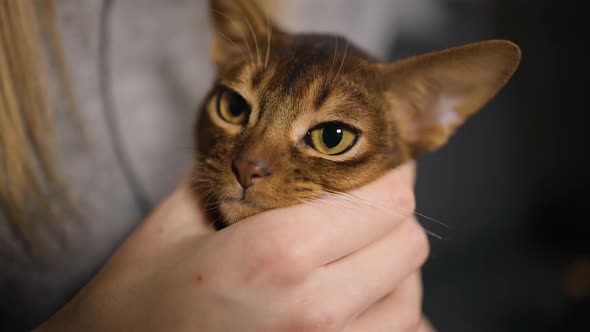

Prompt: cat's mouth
[226,192,268,209]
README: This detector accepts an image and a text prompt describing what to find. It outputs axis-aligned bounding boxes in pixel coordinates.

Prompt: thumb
[130,175,215,249]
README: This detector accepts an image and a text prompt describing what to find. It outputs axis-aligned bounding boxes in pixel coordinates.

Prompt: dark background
[390,0,589,330]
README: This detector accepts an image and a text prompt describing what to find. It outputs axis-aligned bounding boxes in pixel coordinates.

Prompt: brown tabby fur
[193,0,521,229]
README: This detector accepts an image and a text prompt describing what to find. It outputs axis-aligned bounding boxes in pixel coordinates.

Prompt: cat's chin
[218,199,269,225]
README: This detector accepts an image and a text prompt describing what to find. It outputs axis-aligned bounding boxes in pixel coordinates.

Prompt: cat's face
[193,0,521,227]
[195,35,404,225]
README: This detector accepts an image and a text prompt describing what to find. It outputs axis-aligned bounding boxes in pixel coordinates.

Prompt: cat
[192,0,521,229]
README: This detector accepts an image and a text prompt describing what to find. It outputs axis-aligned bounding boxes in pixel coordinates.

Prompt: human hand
[36,162,433,332]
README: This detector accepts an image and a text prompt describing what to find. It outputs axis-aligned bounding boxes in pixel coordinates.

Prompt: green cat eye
[307,123,358,155]
[216,89,250,125]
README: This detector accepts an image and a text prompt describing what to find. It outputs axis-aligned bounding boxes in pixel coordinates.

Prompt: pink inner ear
[433,95,461,129]
[396,93,465,155]
[410,94,463,134]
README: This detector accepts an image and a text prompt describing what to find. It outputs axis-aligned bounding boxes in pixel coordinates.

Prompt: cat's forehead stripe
[276,60,313,96]
[250,68,265,88]
[313,84,331,109]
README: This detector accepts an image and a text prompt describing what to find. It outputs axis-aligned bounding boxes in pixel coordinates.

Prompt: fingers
[225,163,417,277]
[306,218,429,323]
[343,272,423,332]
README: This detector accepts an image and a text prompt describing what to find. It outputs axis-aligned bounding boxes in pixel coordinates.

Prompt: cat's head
[193,0,521,227]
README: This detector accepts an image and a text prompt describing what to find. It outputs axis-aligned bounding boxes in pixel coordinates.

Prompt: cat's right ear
[209,0,281,67]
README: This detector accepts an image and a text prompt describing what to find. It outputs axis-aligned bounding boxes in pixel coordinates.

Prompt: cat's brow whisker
[213,9,254,63]
[332,39,349,86]
[264,15,271,70]
[327,35,338,85]
[240,11,261,67]
[215,31,249,65]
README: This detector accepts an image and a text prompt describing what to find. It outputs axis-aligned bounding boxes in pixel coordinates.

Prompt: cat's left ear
[209,0,282,67]
[378,40,521,156]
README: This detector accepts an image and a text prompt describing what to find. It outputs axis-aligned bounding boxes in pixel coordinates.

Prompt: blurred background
[397,1,589,331]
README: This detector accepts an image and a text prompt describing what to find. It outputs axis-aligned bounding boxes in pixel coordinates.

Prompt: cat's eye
[307,123,358,155]
[216,89,250,125]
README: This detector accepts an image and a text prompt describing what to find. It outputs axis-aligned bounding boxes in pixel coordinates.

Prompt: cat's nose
[232,157,271,189]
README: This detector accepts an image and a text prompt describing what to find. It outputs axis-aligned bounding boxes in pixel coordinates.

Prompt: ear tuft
[380,39,521,155]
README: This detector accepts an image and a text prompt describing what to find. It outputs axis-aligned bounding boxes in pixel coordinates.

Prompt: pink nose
[232,158,271,189]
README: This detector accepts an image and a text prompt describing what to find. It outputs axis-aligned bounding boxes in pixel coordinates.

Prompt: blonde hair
[0,0,75,247]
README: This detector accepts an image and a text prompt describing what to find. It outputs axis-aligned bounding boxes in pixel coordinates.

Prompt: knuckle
[389,184,416,218]
[399,309,422,332]
[398,186,417,214]
[247,236,307,284]
[406,220,430,266]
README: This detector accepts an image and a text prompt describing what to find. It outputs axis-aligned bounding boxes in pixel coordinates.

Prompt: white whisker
[321,189,447,240]
[213,9,254,63]
[327,35,338,85]
[424,229,443,240]
[413,211,448,228]
[241,12,261,67]
[265,15,272,69]
[215,31,249,65]
[332,39,349,86]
